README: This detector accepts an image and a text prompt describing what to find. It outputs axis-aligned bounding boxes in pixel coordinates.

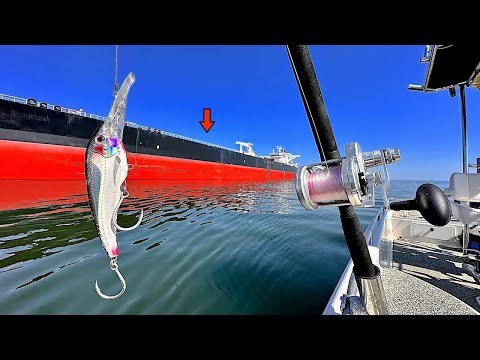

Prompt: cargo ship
[0,94,299,181]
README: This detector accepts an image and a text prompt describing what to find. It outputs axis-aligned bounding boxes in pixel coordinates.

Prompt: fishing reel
[296,142,400,210]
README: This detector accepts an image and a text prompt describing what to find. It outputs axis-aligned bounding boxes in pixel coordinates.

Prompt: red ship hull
[0,140,296,181]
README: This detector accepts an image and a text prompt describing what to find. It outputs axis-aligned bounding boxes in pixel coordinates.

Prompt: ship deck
[381,210,480,315]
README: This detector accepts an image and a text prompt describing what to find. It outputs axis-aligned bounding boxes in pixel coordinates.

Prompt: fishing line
[114,45,119,98]
[306,166,348,204]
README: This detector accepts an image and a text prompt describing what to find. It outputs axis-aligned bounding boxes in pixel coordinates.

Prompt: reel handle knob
[389,199,415,211]
[389,183,451,226]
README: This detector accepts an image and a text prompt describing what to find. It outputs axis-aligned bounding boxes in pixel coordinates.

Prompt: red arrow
[199,108,215,133]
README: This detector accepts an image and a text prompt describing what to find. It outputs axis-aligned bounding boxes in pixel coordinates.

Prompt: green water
[0,179,447,314]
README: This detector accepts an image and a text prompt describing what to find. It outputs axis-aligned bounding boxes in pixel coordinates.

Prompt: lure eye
[96,135,105,143]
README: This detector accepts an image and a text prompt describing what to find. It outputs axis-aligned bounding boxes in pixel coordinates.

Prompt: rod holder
[355,265,389,315]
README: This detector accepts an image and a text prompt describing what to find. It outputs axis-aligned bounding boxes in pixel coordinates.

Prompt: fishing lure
[85,72,143,299]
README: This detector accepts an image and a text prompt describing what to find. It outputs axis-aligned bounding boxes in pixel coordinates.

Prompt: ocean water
[0,179,448,314]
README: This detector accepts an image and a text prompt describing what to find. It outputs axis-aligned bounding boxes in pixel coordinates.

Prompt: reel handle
[389,184,451,226]
[389,199,415,211]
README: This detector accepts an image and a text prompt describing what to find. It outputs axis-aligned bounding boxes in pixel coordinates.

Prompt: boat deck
[381,210,480,315]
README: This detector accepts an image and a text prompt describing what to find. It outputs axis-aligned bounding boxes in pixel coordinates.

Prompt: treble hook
[95,257,126,300]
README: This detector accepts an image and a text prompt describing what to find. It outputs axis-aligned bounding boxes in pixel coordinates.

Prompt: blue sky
[1,45,479,181]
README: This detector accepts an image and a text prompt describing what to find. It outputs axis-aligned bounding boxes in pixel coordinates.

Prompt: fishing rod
[286,45,394,314]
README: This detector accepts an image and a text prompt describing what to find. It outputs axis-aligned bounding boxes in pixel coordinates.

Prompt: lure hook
[95,257,126,300]
[112,183,143,231]
[114,208,144,231]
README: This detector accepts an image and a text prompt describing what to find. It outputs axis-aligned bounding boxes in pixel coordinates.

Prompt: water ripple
[0,179,444,314]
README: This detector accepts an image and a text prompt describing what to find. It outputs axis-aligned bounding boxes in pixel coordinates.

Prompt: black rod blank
[286,45,376,278]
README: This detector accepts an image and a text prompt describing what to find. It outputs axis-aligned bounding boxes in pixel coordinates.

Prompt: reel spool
[296,142,400,210]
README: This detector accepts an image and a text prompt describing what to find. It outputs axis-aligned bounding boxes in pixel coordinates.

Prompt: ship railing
[0,93,26,104]
[0,92,257,155]
[89,114,109,121]
[0,93,107,120]
[126,121,241,153]
[161,131,240,153]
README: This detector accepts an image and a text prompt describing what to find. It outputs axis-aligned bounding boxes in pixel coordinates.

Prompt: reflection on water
[0,180,293,268]
[0,179,438,314]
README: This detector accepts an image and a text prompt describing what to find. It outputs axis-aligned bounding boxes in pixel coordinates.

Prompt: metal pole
[459,84,470,255]
[460,84,468,173]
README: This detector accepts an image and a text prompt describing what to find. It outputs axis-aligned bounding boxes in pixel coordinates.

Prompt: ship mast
[113,45,119,98]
